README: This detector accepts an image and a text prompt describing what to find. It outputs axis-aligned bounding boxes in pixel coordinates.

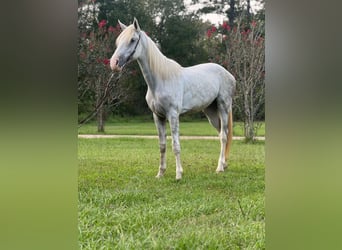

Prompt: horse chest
[146,90,178,117]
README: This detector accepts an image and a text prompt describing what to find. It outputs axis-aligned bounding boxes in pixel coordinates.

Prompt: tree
[78,2,131,131]
[227,0,236,27]
[157,15,209,67]
[206,17,265,141]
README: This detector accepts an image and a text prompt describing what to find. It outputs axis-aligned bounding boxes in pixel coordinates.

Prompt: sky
[184,0,264,25]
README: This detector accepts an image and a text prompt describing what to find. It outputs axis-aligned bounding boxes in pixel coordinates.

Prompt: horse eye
[130,38,135,43]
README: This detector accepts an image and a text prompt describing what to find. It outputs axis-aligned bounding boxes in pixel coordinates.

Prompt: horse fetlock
[216,162,226,173]
[176,171,182,180]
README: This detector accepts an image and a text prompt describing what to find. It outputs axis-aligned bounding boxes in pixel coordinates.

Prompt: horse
[110,18,236,180]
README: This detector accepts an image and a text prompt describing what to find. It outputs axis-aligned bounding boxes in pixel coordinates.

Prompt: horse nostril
[115,59,119,66]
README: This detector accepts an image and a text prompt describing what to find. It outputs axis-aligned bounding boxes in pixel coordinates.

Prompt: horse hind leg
[204,102,228,172]
[203,100,220,133]
[215,102,231,173]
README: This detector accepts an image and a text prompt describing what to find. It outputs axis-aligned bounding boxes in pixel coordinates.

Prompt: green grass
[78,118,265,137]
[79,138,265,249]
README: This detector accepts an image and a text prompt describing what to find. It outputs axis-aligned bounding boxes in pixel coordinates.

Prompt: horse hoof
[156,168,166,178]
[216,169,224,173]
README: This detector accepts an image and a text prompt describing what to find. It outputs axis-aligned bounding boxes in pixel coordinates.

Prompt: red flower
[211,25,217,32]
[98,20,107,28]
[222,22,231,31]
[206,29,212,38]
[108,26,116,33]
[103,59,110,65]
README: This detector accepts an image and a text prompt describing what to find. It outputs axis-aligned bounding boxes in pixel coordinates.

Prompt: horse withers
[110,18,236,180]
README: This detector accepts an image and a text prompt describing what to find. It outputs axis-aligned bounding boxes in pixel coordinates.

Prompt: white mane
[116,25,182,80]
[143,32,182,80]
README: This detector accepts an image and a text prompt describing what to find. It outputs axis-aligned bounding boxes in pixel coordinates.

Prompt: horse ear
[133,17,141,31]
[118,20,127,30]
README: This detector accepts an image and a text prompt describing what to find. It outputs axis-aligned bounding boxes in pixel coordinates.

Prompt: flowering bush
[78,17,128,131]
[206,19,265,141]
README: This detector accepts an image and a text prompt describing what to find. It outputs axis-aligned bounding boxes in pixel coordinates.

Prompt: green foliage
[78,138,265,248]
[158,15,209,67]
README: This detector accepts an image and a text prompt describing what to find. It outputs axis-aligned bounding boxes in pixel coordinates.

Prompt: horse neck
[137,34,181,88]
[136,41,156,90]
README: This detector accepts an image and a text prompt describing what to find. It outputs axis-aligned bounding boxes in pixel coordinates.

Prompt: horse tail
[225,109,233,160]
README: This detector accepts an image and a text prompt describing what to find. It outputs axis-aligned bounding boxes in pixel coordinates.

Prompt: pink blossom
[108,26,116,33]
[211,25,217,32]
[251,20,257,28]
[98,20,107,28]
[222,22,231,31]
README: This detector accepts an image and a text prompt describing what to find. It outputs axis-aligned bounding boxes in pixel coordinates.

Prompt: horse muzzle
[110,57,123,71]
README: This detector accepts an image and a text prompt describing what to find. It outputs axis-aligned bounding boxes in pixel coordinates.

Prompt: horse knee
[220,131,228,143]
[172,143,181,155]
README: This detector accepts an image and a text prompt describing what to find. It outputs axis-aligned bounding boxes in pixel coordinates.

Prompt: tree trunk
[246,0,251,23]
[96,78,105,132]
[244,91,255,142]
[97,104,105,132]
[228,0,236,27]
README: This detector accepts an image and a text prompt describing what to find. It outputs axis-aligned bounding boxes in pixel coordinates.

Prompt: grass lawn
[78,138,265,249]
[78,118,265,137]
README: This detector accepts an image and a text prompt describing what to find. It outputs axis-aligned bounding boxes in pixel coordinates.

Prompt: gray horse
[110,18,236,180]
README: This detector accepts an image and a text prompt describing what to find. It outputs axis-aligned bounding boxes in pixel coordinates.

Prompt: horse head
[110,18,142,71]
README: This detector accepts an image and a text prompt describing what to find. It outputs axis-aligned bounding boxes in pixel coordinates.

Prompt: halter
[127,32,141,62]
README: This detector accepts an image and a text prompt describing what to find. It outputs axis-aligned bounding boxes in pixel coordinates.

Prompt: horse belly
[181,80,219,113]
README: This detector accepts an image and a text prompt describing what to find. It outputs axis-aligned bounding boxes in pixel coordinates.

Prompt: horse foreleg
[169,113,183,180]
[216,109,229,173]
[153,114,167,178]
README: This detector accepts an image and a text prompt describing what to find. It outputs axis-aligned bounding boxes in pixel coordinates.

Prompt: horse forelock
[116,25,136,46]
